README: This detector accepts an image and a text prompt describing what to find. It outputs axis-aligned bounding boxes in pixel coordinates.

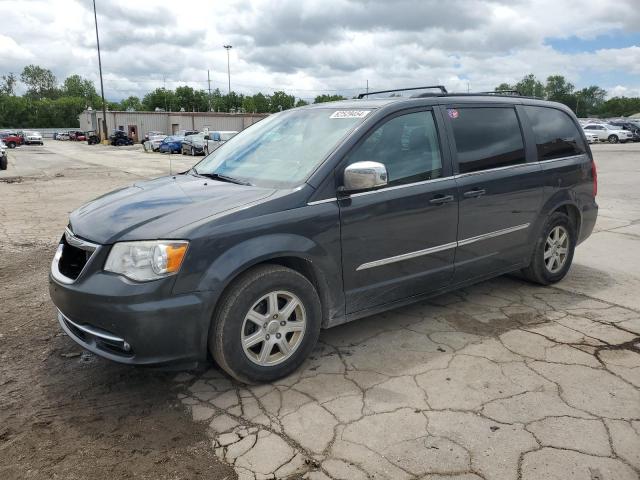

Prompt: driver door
[338,108,459,314]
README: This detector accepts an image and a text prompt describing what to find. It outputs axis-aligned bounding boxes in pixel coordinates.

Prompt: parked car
[0,140,7,170]
[204,130,238,154]
[143,131,164,143]
[607,121,640,142]
[56,132,70,141]
[69,131,86,141]
[23,130,43,145]
[147,134,167,152]
[158,135,184,153]
[109,130,134,146]
[86,131,100,145]
[50,91,598,383]
[176,129,199,138]
[0,131,24,148]
[181,133,207,155]
[584,132,599,144]
[582,123,633,143]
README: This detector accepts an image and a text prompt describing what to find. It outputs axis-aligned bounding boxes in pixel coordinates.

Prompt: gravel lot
[1,141,639,480]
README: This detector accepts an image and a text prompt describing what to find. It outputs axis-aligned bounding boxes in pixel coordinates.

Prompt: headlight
[104,240,189,282]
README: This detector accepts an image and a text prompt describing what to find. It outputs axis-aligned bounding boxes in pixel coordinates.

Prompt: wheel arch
[194,234,343,357]
[527,193,582,262]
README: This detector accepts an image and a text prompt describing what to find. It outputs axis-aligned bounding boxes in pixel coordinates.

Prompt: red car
[69,131,87,141]
[0,132,24,148]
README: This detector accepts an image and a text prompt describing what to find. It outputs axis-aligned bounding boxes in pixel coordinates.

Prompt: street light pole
[223,45,232,95]
[92,0,108,142]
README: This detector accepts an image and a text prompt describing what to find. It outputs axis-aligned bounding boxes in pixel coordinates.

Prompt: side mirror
[343,161,388,192]
[204,135,210,140]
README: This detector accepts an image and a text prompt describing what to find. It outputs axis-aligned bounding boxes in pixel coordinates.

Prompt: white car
[584,132,599,144]
[0,141,7,170]
[24,130,43,145]
[204,130,238,154]
[582,123,633,144]
[143,134,167,152]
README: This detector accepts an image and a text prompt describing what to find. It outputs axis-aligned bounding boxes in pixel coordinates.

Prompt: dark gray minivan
[50,88,598,383]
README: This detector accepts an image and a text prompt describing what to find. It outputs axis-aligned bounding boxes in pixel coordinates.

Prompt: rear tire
[608,135,619,144]
[0,156,7,170]
[521,212,576,285]
[8,142,16,149]
[210,264,322,384]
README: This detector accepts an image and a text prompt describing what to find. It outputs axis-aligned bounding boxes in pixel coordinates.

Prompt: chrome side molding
[356,223,530,271]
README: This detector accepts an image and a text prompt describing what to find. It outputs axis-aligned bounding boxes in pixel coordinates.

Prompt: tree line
[495,73,640,118]
[1,64,638,128]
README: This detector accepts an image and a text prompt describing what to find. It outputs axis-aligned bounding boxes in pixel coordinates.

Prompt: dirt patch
[0,246,236,480]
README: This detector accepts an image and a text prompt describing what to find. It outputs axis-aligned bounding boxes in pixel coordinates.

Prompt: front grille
[58,235,93,280]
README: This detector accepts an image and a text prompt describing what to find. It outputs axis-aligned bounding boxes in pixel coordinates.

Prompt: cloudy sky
[2,0,640,101]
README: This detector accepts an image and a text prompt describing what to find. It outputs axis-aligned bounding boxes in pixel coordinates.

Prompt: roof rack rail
[357,85,448,99]
[475,89,522,95]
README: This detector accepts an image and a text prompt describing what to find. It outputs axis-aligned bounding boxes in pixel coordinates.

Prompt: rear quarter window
[523,106,586,161]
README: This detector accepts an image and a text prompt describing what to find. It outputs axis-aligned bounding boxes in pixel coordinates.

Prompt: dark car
[181,133,206,156]
[109,130,134,146]
[86,131,100,145]
[158,136,184,154]
[608,121,640,142]
[50,88,598,383]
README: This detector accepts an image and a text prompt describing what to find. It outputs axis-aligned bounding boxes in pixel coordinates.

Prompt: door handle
[429,194,455,205]
[463,188,486,198]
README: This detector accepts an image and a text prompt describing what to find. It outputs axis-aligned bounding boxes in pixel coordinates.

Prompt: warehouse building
[78,109,269,142]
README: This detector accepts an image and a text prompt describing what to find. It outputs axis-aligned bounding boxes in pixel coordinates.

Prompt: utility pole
[366,79,369,94]
[92,0,108,142]
[207,69,212,111]
[224,45,232,95]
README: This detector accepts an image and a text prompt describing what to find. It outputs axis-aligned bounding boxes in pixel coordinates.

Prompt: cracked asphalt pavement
[1,141,639,479]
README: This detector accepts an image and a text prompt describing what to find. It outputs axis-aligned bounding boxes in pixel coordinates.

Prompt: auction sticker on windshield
[330,110,370,119]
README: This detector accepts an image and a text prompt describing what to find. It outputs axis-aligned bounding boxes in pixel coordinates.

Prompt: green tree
[314,94,346,103]
[269,91,295,112]
[545,75,575,103]
[21,64,59,99]
[142,88,177,111]
[574,86,606,117]
[120,95,143,111]
[295,98,309,107]
[252,93,270,113]
[515,74,545,97]
[495,82,513,92]
[596,97,640,117]
[0,73,17,96]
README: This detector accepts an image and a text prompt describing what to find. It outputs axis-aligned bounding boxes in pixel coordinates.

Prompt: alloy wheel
[241,290,306,366]
[544,225,569,274]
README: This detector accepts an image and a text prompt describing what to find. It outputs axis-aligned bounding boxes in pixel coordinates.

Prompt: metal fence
[2,128,78,139]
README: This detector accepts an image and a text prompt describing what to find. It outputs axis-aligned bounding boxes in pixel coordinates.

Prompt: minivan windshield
[193,108,371,188]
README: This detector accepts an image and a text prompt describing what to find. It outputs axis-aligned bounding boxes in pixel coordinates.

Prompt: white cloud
[0,0,638,100]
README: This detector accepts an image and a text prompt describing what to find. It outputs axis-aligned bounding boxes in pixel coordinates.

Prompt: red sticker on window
[447,108,459,119]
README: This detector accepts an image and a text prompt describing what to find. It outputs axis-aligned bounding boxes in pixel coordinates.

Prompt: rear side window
[524,106,586,161]
[449,107,525,174]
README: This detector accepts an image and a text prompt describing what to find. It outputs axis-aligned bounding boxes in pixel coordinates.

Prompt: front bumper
[49,246,212,366]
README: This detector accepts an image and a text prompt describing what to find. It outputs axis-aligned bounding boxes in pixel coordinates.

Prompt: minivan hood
[69,174,275,244]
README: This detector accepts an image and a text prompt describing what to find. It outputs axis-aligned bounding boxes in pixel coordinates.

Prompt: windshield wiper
[195,171,253,186]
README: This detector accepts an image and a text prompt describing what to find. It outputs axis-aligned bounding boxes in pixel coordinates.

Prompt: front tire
[210,265,322,384]
[8,142,16,149]
[608,135,619,144]
[0,156,7,170]
[522,211,576,285]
